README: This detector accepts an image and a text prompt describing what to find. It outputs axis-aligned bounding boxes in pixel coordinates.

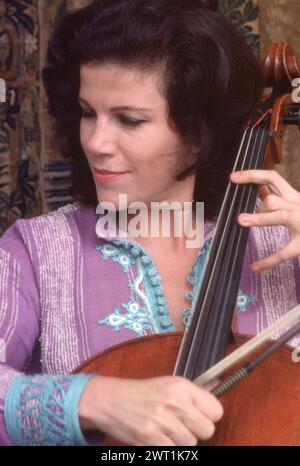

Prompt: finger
[251,242,300,273]
[191,388,224,423]
[255,194,294,214]
[161,417,199,446]
[169,377,223,424]
[141,408,198,446]
[237,210,292,228]
[180,408,216,441]
[230,170,299,201]
[153,398,218,444]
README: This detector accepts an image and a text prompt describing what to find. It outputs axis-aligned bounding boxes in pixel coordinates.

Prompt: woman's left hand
[230,169,300,273]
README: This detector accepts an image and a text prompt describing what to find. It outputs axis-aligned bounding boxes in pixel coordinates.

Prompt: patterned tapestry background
[0,0,298,236]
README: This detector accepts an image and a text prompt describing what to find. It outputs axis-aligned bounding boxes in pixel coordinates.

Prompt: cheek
[139,136,183,166]
[134,151,174,175]
[134,154,179,189]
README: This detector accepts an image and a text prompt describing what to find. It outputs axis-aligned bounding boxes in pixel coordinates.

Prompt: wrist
[78,375,101,431]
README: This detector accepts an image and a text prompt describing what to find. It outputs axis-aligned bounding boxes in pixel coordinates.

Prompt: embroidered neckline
[96,233,213,333]
[95,212,217,334]
[97,239,174,333]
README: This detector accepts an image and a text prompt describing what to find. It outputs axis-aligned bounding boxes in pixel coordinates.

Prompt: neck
[116,201,203,251]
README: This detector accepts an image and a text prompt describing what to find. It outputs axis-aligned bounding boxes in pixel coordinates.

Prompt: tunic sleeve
[0,222,92,445]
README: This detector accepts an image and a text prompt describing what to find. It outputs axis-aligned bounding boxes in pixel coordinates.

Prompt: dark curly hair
[42,0,262,219]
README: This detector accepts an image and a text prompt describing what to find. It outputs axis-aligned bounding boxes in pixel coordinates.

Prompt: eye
[80,108,95,119]
[118,115,147,128]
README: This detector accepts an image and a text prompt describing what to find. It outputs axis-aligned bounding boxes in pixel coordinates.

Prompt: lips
[93,168,128,175]
[92,167,129,183]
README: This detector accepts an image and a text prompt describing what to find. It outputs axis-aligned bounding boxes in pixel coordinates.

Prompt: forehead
[79,63,166,108]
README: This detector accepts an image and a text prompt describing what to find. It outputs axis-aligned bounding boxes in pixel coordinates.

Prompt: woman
[1,0,300,446]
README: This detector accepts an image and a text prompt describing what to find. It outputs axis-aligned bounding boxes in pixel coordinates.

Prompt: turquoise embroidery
[4,374,91,446]
[96,244,136,273]
[98,298,150,336]
[96,239,174,335]
[96,234,214,335]
[128,256,172,333]
[139,252,174,332]
[236,289,255,312]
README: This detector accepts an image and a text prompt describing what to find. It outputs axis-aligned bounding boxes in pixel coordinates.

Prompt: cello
[75,43,300,446]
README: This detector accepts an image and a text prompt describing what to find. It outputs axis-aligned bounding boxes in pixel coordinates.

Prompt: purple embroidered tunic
[0,202,300,445]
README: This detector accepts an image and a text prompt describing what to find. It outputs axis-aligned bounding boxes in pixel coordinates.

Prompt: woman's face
[79,63,196,208]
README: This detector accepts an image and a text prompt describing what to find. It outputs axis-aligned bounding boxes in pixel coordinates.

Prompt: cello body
[75,332,300,446]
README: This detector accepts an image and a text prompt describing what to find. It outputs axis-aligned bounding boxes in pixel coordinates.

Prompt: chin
[96,191,129,209]
[97,191,151,211]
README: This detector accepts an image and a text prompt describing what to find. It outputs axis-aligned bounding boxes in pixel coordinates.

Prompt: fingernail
[240,215,252,226]
[231,171,242,179]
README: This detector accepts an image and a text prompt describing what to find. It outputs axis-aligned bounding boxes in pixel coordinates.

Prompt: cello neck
[173,111,271,379]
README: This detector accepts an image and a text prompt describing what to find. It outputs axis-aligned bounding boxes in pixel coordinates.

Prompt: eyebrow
[78,97,153,112]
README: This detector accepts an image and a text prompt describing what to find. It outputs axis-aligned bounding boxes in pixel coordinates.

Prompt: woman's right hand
[78,375,223,446]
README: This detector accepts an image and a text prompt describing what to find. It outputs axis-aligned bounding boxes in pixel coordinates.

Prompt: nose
[83,118,118,157]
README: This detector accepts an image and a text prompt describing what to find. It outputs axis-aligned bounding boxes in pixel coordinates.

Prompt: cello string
[203,123,272,367]
[189,129,269,376]
[174,107,272,378]
[173,127,254,375]
[174,124,263,376]
[181,122,270,377]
